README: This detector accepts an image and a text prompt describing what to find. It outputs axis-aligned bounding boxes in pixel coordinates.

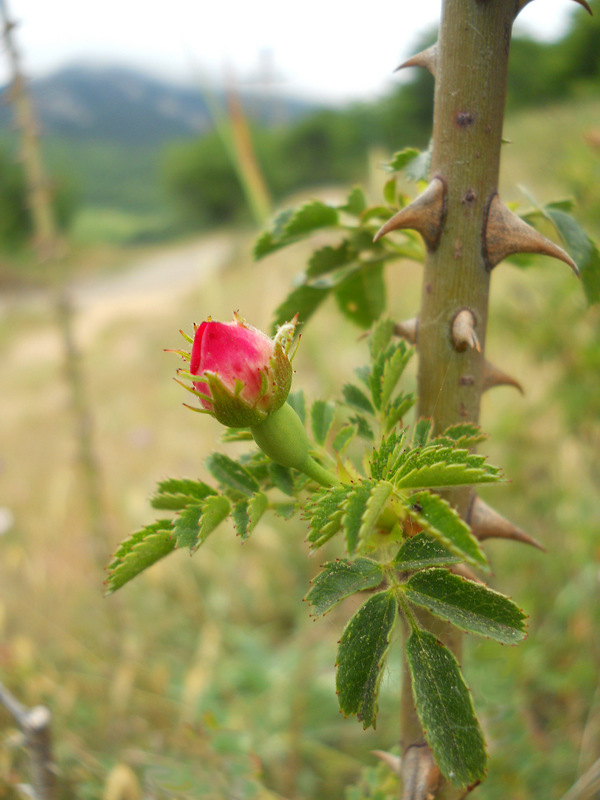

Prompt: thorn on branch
[571,0,593,15]
[372,749,403,776]
[483,194,579,274]
[374,178,446,251]
[401,744,441,800]
[451,309,481,353]
[469,497,545,551]
[395,45,437,77]
[395,317,418,345]
[482,360,524,394]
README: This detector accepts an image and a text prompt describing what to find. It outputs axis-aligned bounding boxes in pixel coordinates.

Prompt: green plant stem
[405,0,517,796]
[299,454,339,487]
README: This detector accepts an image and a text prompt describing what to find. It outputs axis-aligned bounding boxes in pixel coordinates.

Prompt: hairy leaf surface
[407,491,488,570]
[106,521,175,594]
[336,591,397,729]
[405,568,527,643]
[305,558,384,617]
[406,628,486,787]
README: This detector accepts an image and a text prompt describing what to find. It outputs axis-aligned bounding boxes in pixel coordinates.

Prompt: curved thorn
[451,563,486,584]
[483,194,579,274]
[451,308,481,353]
[372,750,402,776]
[483,360,524,394]
[374,178,446,251]
[470,497,545,552]
[394,317,418,345]
[572,0,593,14]
[395,44,437,77]
[401,745,441,800]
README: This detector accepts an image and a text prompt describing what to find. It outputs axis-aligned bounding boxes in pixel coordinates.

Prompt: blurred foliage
[0,143,77,252]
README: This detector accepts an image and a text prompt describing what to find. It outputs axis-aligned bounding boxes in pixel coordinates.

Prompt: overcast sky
[0,0,577,102]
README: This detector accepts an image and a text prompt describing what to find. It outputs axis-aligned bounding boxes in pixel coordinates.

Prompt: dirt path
[3,231,236,364]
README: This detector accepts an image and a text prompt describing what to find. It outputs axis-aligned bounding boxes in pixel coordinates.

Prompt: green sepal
[405,628,486,788]
[105,521,175,595]
[336,591,398,729]
[305,558,384,617]
[403,568,527,644]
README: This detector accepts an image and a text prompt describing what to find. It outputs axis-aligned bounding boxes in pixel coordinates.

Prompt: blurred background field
[0,3,600,799]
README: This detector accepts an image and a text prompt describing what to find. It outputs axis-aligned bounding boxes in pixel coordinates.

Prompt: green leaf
[343,383,375,415]
[381,343,413,410]
[271,284,330,331]
[434,423,487,449]
[405,142,432,182]
[268,463,294,495]
[205,453,260,497]
[404,568,527,644]
[253,209,294,258]
[332,424,356,454]
[284,200,339,237]
[384,392,416,432]
[311,399,336,445]
[393,533,462,570]
[343,481,394,555]
[350,414,374,441]
[544,207,600,305]
[305,558,384,617]
[407,491,488,570]
[336,591,398,729]
[173,495,231,551]
[287,390,306,425]
[150,478,217,511]
[335,263,386,329]
[306,485,351,549]
[383,177,397,206]
[386,148,420,173]
[370,429,407,481]
[105,521,175,594]
[393,445,502,489]
[339,186,367,216]
[405,628,486,788]
[412,418,433,448]
[231,492,268,541]
[306,240,355,279]
[369,317,395,359]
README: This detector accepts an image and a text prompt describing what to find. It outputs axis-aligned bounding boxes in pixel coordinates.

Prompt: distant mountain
[0,63,324,146]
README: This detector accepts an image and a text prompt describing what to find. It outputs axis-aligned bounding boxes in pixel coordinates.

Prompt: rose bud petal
[189,314,295,428]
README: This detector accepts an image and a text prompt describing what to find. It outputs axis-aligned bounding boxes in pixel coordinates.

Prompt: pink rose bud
[188,313,295,428]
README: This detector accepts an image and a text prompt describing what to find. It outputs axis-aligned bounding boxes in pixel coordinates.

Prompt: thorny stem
[406,0,518,797]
